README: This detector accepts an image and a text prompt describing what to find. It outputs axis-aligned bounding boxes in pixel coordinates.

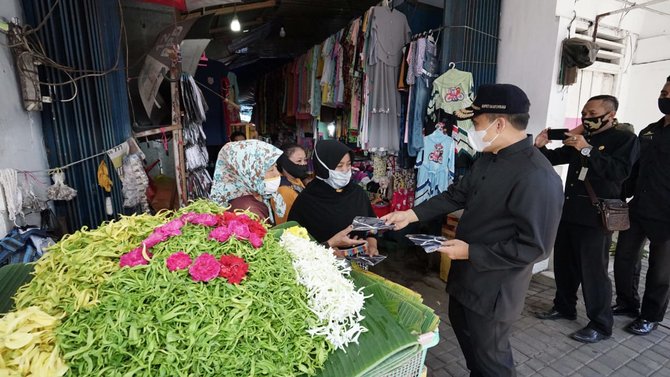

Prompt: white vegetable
[280,232,368,350]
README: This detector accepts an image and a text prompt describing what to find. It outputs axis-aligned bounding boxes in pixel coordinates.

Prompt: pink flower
[229,222,251,240]
[155,219,185,237]
[143,231,168,248]
[219,255,249,284]
[119,247,153,268]
[166,251,193,272]
[249,233,263,249]
[182,213,219,227]
[209,226,232,243]
[189,253,221,282]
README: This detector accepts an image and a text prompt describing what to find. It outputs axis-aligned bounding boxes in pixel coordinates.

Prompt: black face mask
[582,113,610,132]
[659,98,670,115]
[280,155,308,179]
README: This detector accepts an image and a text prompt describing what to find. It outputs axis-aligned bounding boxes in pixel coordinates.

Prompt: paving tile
[611,366,646,377]
[537,367,564,377]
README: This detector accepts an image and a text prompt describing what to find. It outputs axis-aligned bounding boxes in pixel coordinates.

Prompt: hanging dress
[365,6,411,151]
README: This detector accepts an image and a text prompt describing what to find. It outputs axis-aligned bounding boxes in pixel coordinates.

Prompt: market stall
[0,201,438,376]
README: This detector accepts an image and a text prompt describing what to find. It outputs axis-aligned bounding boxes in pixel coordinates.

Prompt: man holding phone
[383,84,564,376]
[534,95,639,343]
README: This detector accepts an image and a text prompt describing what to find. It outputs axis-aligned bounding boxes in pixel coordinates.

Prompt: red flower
[189,253,221,282]
[217,212,238,226]
[219,255,249,284]
[166,251,193,271]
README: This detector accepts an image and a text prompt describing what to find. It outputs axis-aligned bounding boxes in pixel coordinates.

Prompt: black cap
[455,84,530,120]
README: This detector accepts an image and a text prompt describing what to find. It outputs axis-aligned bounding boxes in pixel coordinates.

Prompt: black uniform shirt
[540,127,638,228]
[629,118,670,224]
[413,136,564,320]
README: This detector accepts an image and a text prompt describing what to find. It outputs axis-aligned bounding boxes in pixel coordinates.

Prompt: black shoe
[626,318,658,335]
[612,304,639,318]
[535,308,577,321]
[570,327,610,343]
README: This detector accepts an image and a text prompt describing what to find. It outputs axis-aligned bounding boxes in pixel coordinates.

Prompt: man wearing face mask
[612,75,670,336]
[288,140,379,255]
[534,95,639,344]
[382,84,564,377]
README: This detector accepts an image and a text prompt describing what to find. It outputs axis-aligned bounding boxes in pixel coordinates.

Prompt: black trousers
[449,297,516,377]
[553,222,613,335]
[614,218,670,322]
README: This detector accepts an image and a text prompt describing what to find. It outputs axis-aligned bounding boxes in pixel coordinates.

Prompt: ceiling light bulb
[280,27,286,38]
[230,17,241,32]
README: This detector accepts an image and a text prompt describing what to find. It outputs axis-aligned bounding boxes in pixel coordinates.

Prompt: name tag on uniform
[578,167,588,181]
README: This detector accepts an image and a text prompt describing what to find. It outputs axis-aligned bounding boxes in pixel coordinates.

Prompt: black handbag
[584,178,630,231]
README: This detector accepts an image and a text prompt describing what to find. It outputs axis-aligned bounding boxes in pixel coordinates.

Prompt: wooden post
[169,47,187,207]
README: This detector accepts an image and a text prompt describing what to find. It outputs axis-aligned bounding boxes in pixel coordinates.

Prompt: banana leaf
[0,263,35,314]
[316,293,420,377]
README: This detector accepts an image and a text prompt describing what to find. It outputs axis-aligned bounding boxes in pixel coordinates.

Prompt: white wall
[618,35,670,132]
[0,1,50,235]
[497,0,564,135]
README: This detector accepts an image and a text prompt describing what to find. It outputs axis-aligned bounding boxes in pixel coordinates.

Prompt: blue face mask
[314,148,352,190]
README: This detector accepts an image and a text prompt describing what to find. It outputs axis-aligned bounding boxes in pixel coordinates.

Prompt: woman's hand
[366,237,379,256]
[325,226,361,249]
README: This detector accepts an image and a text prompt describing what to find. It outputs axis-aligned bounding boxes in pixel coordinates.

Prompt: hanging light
[230,7,241,32]
[327,123,336,137]
[279,26,286,38]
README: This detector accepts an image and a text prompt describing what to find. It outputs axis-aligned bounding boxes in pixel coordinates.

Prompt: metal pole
[593,0,670,41]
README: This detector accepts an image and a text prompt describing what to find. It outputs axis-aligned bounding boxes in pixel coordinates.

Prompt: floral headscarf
[210,140,285,221]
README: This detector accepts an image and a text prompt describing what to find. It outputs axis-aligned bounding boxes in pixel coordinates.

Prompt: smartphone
[547,128,570,140]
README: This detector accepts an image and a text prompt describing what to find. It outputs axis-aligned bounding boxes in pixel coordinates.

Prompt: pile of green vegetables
[13,201,330,376]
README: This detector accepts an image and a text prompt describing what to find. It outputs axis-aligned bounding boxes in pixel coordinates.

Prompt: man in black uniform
[383,84,564,377]
[535,95,638,343]
[613,75,670,335]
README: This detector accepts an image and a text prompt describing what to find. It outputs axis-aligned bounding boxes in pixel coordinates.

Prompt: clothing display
[408,36,439,156]
[428,68,476,157]
[364,6,411,151]
[414,127,455,205]
[254,5,410,151]
[180,73,212,200]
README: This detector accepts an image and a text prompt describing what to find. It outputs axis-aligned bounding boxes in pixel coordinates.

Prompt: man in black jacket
[613,75,670,335]
[535,95,639,343]
[383,84,564,377]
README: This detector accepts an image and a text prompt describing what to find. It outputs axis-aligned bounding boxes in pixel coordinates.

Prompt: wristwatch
[580,146,593,157]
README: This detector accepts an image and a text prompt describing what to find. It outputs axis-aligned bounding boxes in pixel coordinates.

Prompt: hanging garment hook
[448,62,456,70]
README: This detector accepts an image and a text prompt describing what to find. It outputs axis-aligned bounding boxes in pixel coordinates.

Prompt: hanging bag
[584,178,630,231]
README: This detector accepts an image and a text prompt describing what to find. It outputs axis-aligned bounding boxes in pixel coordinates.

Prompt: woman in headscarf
[273,143,308,224]
[288,140,379,255]
[210,140,285,223]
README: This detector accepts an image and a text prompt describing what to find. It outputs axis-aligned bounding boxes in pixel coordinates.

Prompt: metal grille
[21,0,131,231]
[440,0,501,88]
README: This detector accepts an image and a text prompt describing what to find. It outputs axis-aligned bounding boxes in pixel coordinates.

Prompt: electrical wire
[6,0,127,103]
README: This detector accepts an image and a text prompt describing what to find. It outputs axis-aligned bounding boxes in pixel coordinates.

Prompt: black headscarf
[288,140,374,243]
[313,140,354,180]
